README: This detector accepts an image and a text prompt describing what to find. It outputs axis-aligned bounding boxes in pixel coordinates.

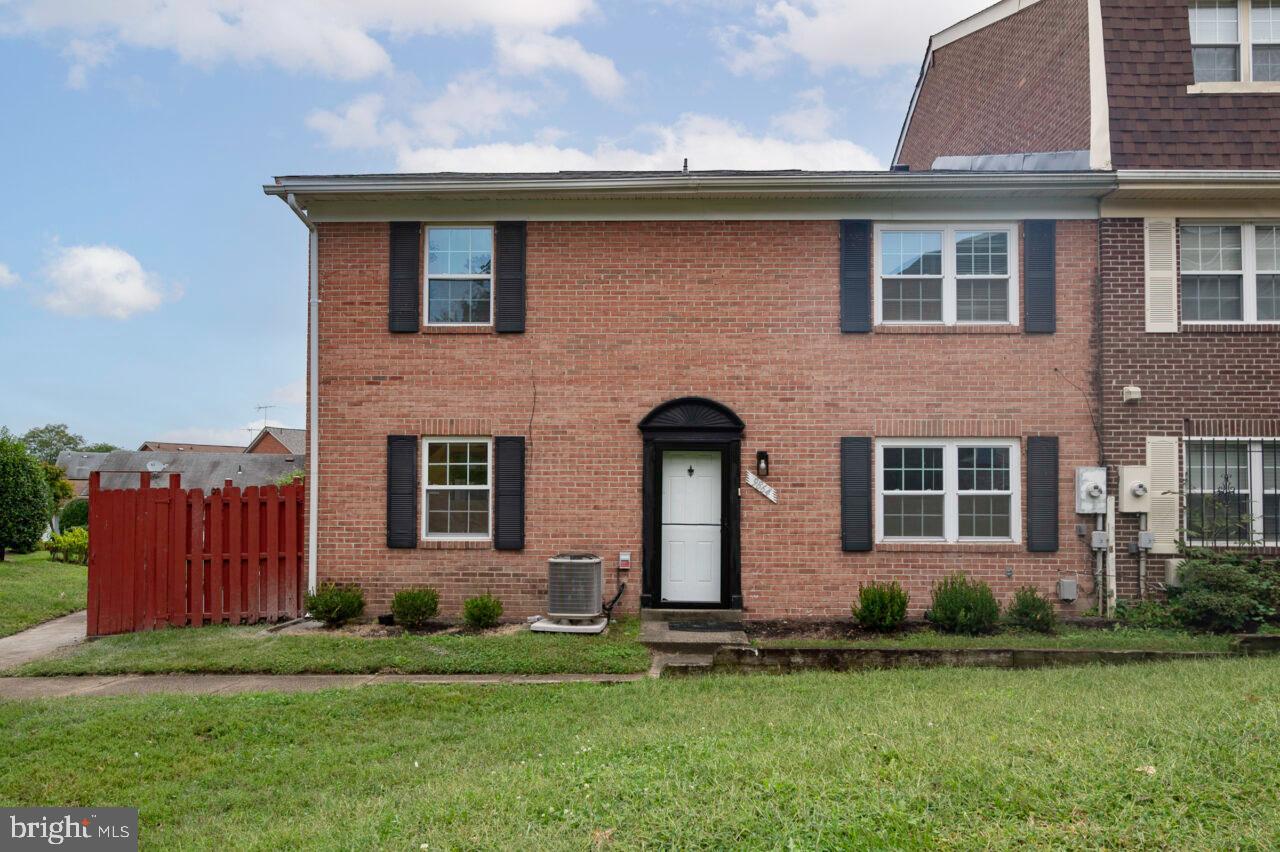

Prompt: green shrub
[59,497,89,531]
[926,573,1000,635]
[462,594,503,630]
[47,527,88,565]
[1114,599,1180,629]
[0,437,53,558]
[852,580,908,631]
[391,587,440,629]
[275,470,305,487]
[1169,548,1275,633]
[1004,586,1056,633]
[305,583,365,628]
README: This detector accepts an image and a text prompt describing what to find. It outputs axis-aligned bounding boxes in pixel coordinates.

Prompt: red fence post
[86,471,101,637]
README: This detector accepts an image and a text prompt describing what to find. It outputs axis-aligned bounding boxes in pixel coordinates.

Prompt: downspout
[285,193,320,594]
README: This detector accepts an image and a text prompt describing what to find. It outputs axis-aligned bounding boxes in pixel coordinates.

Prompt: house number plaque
[746,471,778,504]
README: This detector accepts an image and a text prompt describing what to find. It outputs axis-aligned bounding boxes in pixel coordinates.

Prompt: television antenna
[254,404,278,432]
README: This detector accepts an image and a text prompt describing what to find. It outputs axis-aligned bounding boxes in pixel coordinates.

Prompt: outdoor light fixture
[756,451,769,478]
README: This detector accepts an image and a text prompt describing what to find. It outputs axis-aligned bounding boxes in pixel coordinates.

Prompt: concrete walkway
[0,671,646,699]
[0,611,86,670]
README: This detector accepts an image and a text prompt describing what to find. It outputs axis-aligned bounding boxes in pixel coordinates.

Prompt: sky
[0,0,990,448]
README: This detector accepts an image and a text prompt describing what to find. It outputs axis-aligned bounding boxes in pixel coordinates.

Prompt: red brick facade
[1102,0,1280,169]
[1100,218,1280,596]
[313,219,1101,620]
[896,0,1090,172]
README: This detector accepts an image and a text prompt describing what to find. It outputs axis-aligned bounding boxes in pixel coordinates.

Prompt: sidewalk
[0,671,647,699]
[0,611,85,670]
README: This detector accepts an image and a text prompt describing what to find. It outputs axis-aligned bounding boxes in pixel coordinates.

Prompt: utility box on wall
[1119,466,1152,513]
[1075,467,1108,515]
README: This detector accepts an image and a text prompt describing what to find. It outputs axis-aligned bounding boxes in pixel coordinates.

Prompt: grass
[10,618,650,676]
[2,658,1279,848]
[0,551,87,637]
[755,626,1233,653]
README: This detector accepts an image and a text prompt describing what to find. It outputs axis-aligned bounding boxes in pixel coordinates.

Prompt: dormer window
[1190,0,1280,83]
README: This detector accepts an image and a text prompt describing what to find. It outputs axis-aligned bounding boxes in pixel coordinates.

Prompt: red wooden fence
[87,471,305,637]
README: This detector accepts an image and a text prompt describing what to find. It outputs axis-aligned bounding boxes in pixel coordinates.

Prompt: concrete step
[641,608,744,623]
[639,619,750,655]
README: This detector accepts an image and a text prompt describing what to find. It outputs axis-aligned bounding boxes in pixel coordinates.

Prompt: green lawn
[755,626,1232,653]
[2,659,1279,849]
[10,618,650,676]
[0,552,87,637]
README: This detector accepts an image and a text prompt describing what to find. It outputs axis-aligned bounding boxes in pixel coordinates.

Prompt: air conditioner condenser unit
[530,553,608,634]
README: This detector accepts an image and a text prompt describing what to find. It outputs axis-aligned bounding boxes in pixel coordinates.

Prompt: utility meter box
[1119,465,1152,513]
[1075,467,1108,514]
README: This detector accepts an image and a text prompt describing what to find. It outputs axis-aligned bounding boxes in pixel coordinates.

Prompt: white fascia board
[1087,0,1113,170]
[297,193,1108,224]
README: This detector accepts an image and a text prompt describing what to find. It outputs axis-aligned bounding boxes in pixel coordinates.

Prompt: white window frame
[424,225,495,327]
[876,438,1022,544]
[873,223,1019,327]
[1183,437,1279,545]
[421,437,493,541]
[1180,222,1280,324]
[1190,0,1244,82]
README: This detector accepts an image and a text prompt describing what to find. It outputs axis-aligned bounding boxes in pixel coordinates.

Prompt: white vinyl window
[1184,438,1280,545]
[875,224,1018,326]
[1180,223,1280,323]
[877,439,1021,543]
[422,438,492,539]
[1190,0,1280,82]
[425,226,494,326]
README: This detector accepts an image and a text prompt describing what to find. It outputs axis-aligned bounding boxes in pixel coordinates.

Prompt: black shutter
[494,222,526,333]
[839,220,872,333]
[389,222,421,333]
[493,436,525,550]
[387,436,418,549]
[1024,220,1056,333]
[841,437,873,551]
[1026,436,1059,552]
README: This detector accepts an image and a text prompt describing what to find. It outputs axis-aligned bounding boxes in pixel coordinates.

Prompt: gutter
[283,192,320,594]
[264,171,1118,199]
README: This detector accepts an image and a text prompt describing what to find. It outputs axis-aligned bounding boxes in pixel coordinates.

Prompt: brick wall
[314,219,1101,620]
[1102,0,1280,169]
[248,433,291,454]
[896,0,1090,171]
[1100,218,1280,597]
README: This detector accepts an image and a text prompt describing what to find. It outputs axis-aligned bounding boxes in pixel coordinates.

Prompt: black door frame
[638,398,744,610]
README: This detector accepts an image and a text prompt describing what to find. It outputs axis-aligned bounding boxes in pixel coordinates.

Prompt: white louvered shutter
[1144,218,1178,333]
[1146,436,1181,554]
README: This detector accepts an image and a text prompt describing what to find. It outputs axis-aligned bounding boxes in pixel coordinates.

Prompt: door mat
[667,621,744,633]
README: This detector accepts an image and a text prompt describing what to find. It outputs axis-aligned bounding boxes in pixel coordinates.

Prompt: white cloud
[159,419,286,447]
[494,31,624,100]
[0,263,18,289]
[768,87,835,141]
[396,112,881,172]
[6,0,618,95]
[721,0,994,76]
[63,38,113,89]
[41,245,169,319]
[308,73,538,150]
[270,379,307,406]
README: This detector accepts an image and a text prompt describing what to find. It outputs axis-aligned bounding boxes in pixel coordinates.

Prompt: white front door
[660,450,722,604]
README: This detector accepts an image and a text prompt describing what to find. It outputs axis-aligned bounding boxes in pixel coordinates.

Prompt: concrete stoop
[639,617,749,676]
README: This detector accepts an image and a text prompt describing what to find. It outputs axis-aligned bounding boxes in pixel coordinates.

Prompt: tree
[41,462,75,530]
[0,438,52,560]
[79,442,120,453]
[21,423,85,465]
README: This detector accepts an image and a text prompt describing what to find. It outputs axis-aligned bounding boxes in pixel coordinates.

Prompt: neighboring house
[896,0,1280,604]
[92,451,303,492]
[137,440,247,453]
[56,450,110,497]
[269,0,1278,620]
[245,426,307,455]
